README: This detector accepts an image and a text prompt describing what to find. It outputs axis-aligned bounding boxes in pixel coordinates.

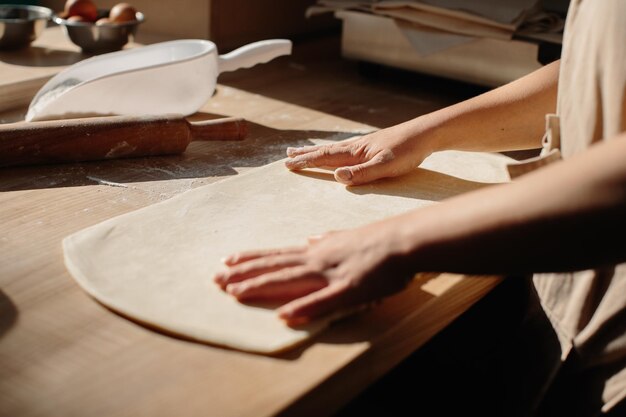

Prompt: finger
[214,254,304,288]
[307,235,324,244]
[334,150,396,185]
[286,136,362,158]
[221,246,305,266]
[307,230,338,244]
[226,267,327,301]
[286,145,323,157]
[285,145,362,171]
[277,283,349,324]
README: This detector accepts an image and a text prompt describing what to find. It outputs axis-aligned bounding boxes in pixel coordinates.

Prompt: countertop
[0,27,501,417]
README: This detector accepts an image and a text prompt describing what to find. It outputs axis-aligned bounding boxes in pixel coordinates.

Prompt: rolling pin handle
[187,117,248,142]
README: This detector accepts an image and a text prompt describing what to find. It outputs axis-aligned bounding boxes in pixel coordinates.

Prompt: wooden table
[0,27,501,417]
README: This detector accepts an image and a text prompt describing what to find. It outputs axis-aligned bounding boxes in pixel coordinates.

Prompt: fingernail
[308,234,324,244]
[335,168,352,182]
[214,271,227,283]
[278,310,309,326]
[286,147,298,156]
[277,307,293,319]
[286,159,308,170]
[226,283,242,295]
[288,317,310,326]
[224,253,242,265]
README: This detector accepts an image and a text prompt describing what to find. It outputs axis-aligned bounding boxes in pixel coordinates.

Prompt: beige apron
[508,0,626,412]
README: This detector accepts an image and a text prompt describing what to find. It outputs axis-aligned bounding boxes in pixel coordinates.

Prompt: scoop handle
[0,115,247,168]
[217,39,292,73]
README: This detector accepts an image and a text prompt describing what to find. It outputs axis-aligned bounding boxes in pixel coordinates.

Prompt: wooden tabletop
[0,28,501,417]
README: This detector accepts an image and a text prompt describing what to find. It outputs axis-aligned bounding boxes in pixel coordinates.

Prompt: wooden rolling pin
[0,115,247,168]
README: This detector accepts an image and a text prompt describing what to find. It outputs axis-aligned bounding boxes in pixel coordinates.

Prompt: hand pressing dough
[63,150,512,354]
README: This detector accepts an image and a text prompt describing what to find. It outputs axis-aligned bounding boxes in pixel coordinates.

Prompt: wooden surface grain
[0,29,500,417]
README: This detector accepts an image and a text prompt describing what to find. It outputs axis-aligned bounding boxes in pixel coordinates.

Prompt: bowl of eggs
[54,0,144,53]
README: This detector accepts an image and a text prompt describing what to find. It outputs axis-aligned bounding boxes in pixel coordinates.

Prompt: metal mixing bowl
[54,10,144,54]
[0,5,53,50]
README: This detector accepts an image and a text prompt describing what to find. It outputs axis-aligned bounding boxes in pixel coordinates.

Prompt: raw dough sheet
[63,150,511,354]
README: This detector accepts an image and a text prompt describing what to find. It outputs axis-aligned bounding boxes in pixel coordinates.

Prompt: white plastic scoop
[26,39,292,121]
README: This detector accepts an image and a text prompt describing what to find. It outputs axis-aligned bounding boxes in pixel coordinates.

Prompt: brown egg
[64,0,98,22]
[67,15,87,23]
[109,3,137,23]
[95,17,113,26]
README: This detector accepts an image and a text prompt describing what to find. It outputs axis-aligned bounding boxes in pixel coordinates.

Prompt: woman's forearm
[284,62,560,186]
[394,133,626,274]
[394,60,560,154]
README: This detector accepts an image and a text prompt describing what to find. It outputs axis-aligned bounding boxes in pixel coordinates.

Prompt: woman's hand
[285,123,436,186]
[284,61,560,187]
[214,222,415,326]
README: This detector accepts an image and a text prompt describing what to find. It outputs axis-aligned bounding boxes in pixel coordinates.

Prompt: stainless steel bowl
[54,10,144,54]
[0,5,53,50]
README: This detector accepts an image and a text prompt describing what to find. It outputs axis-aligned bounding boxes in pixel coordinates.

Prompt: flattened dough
[63,150,511,354]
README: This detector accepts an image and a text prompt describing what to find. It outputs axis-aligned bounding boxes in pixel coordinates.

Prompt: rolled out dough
[63,150,512,354]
